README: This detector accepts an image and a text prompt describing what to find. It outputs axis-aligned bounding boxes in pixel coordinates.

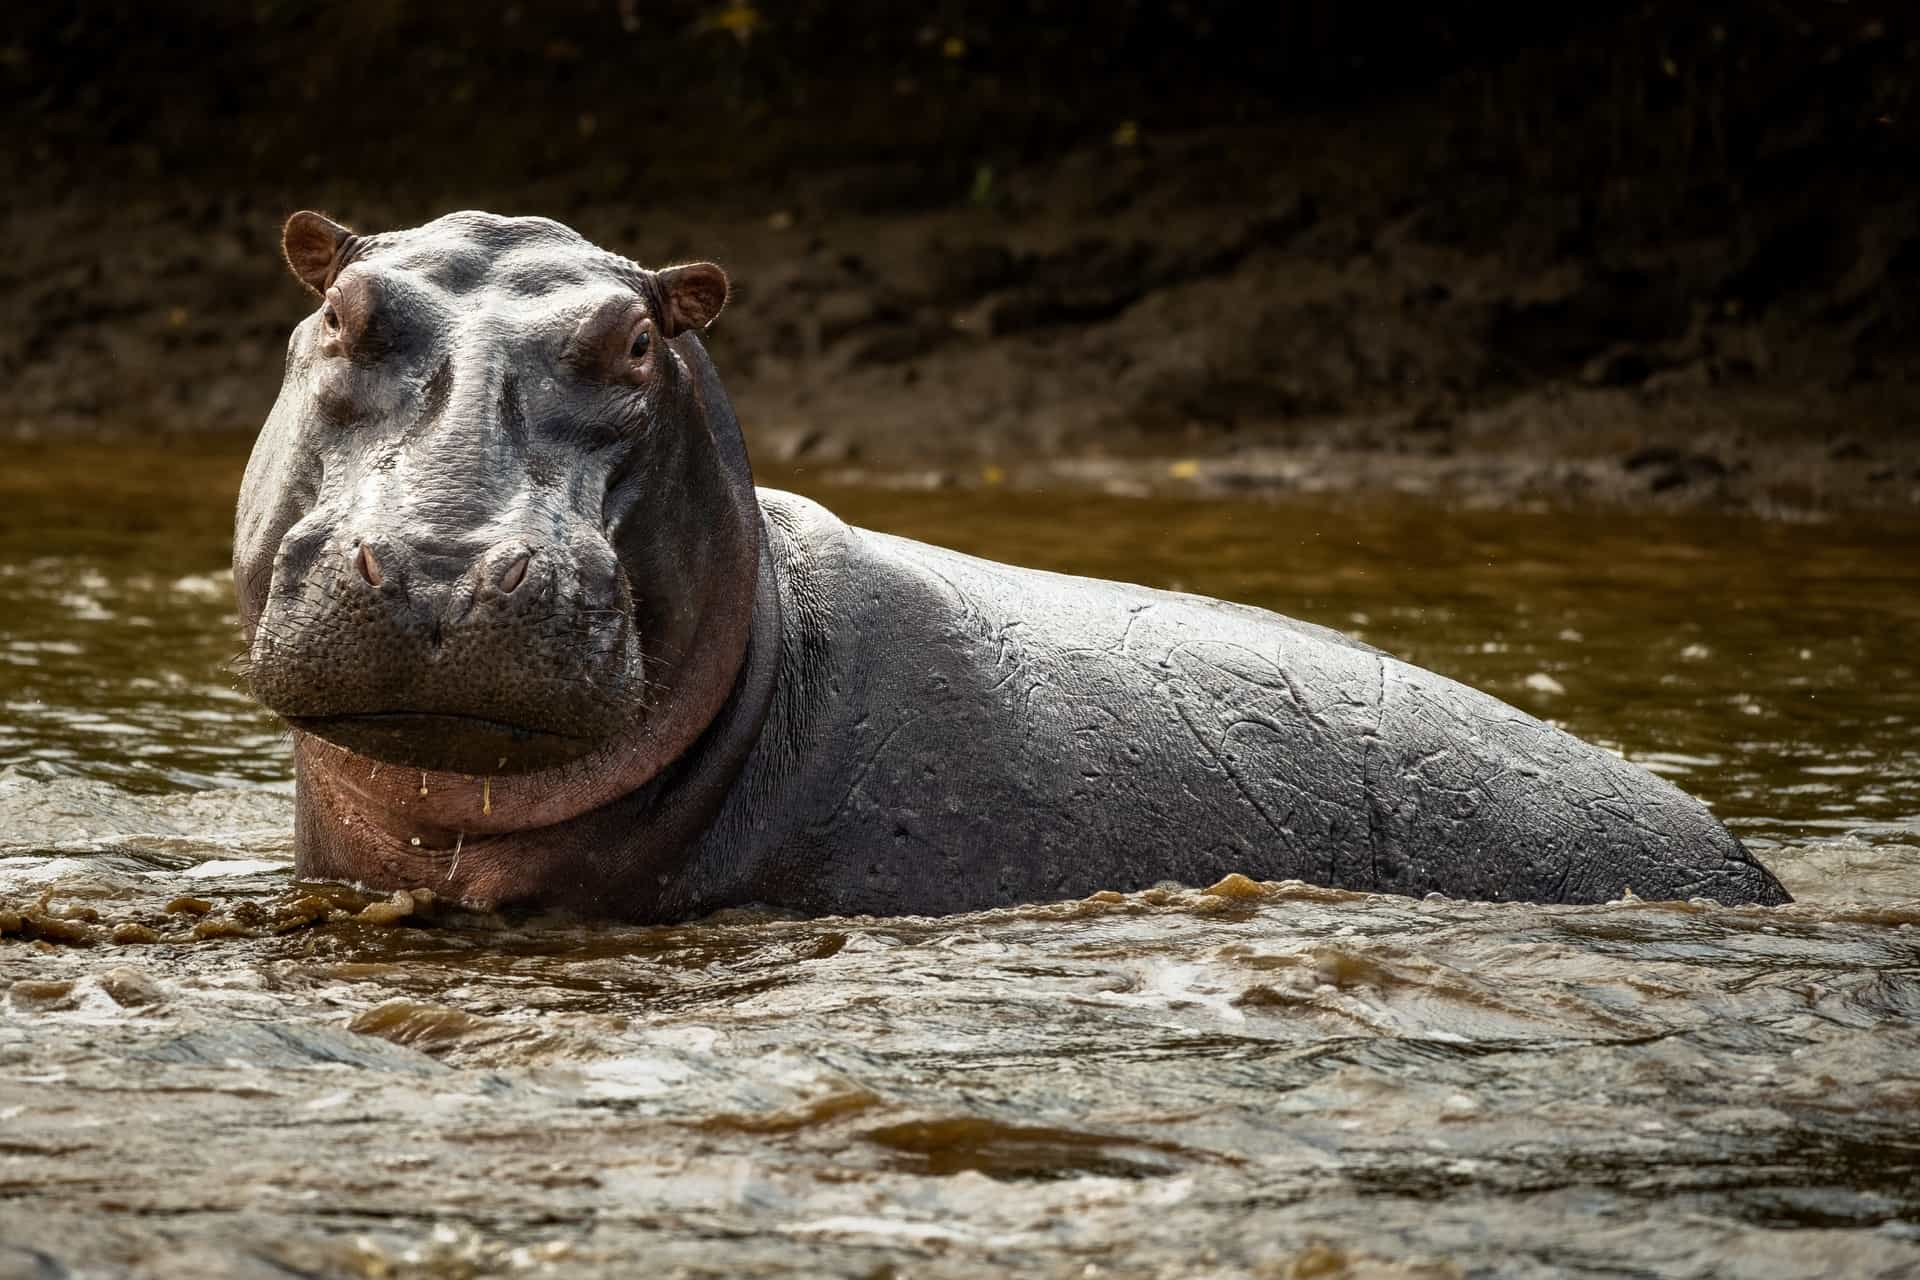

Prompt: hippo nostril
[354,543,384,587]
[498,553,531,596]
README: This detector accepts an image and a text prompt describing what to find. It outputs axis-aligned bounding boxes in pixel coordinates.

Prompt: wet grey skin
[234,210,1791,919]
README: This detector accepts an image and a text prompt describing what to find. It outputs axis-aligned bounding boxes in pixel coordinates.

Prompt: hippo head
[235,211,760,793]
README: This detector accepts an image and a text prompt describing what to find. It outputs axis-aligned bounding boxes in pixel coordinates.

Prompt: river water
[3,441,1918,1278]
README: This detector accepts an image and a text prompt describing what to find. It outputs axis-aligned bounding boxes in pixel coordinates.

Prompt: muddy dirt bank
[6,4,1917,515]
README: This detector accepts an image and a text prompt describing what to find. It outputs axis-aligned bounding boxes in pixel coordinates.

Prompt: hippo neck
[291,508,785,912]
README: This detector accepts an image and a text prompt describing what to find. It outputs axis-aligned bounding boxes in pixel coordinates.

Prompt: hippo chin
[234,209,1790,919]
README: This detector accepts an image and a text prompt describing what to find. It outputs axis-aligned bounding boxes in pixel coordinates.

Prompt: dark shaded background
[5,1,1916,505]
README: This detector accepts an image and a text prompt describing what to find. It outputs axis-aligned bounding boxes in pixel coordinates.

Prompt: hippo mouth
[285,711,598,775]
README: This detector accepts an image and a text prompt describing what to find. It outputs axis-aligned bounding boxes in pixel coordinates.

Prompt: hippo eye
[629,328,651,359]
[322,303,340,331]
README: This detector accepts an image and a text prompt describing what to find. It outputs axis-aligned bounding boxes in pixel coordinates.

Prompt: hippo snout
[348,536,531,600]
[341,534,545,636]
[246,516,643,775]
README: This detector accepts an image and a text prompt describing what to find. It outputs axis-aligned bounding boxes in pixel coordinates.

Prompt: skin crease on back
[233,210,1792,920]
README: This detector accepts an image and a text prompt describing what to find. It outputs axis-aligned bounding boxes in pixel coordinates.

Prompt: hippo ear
[656,262,729,335]
[282,211,354,296]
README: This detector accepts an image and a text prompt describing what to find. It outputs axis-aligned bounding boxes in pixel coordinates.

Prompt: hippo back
[684,490,1788,916]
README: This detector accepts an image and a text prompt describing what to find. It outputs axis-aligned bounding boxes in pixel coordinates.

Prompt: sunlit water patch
[2,441,1918,1277]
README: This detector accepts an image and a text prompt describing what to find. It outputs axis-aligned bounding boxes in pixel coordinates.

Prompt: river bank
[7,7,1915,516]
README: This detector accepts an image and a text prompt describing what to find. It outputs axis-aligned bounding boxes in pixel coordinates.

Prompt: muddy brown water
[2,441,1918,1279]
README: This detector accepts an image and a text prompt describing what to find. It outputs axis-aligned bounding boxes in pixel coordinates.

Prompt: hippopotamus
[233,210,1789,920]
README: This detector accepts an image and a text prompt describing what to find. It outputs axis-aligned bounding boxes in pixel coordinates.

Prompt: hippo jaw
[280,712,598,776]
[237,209,754,803]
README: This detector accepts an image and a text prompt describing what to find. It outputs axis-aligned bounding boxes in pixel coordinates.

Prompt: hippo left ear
[283,211,355,297]
[656,263,729,336]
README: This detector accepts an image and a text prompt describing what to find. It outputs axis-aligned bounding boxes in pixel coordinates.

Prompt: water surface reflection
[2,441,1917,1277]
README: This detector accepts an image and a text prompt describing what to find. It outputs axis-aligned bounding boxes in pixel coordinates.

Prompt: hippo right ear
[656,262,729,336]
[282,211,354,296]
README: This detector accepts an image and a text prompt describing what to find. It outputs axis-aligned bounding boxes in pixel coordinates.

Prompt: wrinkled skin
[236,210,1790,919]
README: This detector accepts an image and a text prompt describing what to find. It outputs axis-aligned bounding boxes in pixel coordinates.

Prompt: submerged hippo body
[238,210,1789,919]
